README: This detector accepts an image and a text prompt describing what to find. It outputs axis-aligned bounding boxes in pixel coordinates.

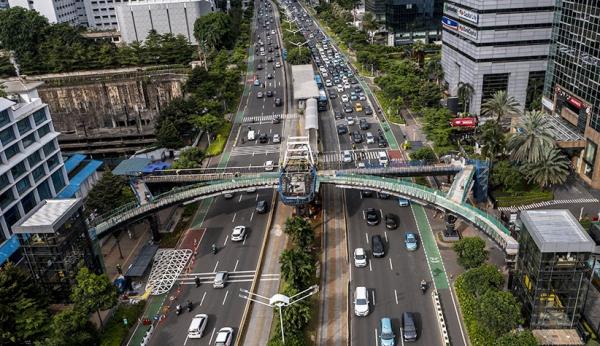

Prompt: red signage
[568,97,583,109]
[450,117,478,128]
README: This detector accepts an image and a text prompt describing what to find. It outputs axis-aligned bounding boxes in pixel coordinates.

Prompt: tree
[361,12,378,44]
[284,216,315,249]
[172,147,204,169]
[454,237,487,269]
[490,160,526,191]
[281,286,313,333]
[85,170,135,216]
[267,331,305,346]
[279,249,316,289]
[192,114,224,145]
[475,290,523,338]
[476,120,506,160]
[42,307,98,346]
[506,110,555,163]
[193,12,233,50]
[71,268,117,328]
[409,147,436,161]
[459,264,504,298]
[156,119,184,149]
[481,90,521,124]
[495,330,538,346]
[422,107,454,148]
[456,82,474,113]
[521,148,570,189]
[0,262,50,345]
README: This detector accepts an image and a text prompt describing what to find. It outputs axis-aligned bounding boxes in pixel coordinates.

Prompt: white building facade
[115,0,216,44]
[0,81,68,244]
[441,0,554,115]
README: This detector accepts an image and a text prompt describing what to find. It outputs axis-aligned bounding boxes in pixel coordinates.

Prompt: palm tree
[481,90,520,124]
[506,110,555,163]
[284,216,314,248]
[456,82,474,114]
[522,148,570,188]
[361,12,378,44]
[279,249,315,288]
[476,120,505,160]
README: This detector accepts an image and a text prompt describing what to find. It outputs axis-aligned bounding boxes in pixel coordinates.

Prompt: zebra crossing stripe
[498,198,600,212]
[242,113,298,123]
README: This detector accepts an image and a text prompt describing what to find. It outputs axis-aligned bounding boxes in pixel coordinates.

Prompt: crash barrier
[432,290,450,346]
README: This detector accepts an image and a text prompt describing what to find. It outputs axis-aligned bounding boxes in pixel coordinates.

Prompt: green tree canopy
[507,110,555,164]
[409,147,436,161]
[454,237,488,269]
[42,307,98,346]
[481,90,521,123]
[459,264,504,298]
[156,119,184,149]
[172,147,204,169]
[85,170,135,216]
[475,290,523,338]
[422,107,454,149]
[71,268,117,328]
[193,12,233,50]
[490,160,526,191]
[280,248,316,289]
[495,330,538,346]
[476,120,506,160]
[284,216,315,249]
[521,148,570,189]
[281,286,313,333]
[192,114,224,145]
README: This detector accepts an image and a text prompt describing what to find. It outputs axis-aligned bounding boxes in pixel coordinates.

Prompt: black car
[272,115,281,124]
[266,90,273,97]
[360,190,373,198]
[329,92,337,99]
[378,137,388,148]
[359,119,369,130]
[344,103,354,113]
[274,98,282,107]
[269,47,274,52]
[256,200,269,214]
[335,112,344,120]
[337,124,348,135]
[352,131,362,143]
[377,192,389,199]
[365,208,380,226]
[364,106,373,115]
[267,56,273,62]
[257,64,263,70]
[385,214,398,230]
[354,86,362,93]
[371,235,385,258]
[259,133,268,143]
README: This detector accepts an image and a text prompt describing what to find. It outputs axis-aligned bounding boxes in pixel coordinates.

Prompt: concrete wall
[29,69,187,137]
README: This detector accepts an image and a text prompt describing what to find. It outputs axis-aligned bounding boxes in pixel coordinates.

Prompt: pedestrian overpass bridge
[91,167,518,256]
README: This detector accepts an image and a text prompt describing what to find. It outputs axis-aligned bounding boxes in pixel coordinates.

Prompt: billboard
[442,16,458,30]
[450,117,478,128]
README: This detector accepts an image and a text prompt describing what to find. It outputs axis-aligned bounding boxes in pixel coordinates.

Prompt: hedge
[494,190,554,207]
[100,301,146,346]
[206,121,233,157]
[455,275,494,346]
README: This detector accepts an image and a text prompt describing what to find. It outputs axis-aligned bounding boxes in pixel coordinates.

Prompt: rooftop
[12,199,83,234]
[520,209,595,253]
[291,65,319,100]
[546,115,585,142]
[2,80,44,94]
[532,329,583,345]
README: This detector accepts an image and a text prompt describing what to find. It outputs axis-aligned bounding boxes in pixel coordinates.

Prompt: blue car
[398,198,410,207]
[405,232,418,251]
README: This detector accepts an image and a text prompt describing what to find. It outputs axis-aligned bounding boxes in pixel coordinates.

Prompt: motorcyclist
[176,304,182,315]
[195,276,201,288]
[420,280,427,293]
[186,300,193,312]
[212,243,217,254]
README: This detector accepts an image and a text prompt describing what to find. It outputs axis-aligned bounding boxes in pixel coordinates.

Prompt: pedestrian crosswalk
[497,198,600,212]
[231,144,282,157]
[319,149,381,163]
[243,113,298,123]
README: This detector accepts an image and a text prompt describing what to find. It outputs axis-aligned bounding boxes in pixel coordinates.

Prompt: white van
[248,130,256,141]
[354,286,370,316]
[378,151,389,166]
[187,314,208,338]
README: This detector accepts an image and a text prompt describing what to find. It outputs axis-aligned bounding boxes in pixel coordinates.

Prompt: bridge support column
[442,213,459,241]
[148,214,161,242]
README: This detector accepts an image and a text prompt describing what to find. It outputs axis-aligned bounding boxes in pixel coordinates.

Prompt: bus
[318,89,328,111]
[314,75,323,89]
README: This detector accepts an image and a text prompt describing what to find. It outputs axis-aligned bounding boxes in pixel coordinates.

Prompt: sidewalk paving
[242,202,291,345]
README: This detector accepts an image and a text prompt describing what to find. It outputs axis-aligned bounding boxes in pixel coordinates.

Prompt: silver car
[213,271,228,288]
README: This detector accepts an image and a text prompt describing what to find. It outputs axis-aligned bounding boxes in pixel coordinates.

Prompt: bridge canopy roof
[291,65,319,100]
[125,243,159,277]
[520,209,595,253]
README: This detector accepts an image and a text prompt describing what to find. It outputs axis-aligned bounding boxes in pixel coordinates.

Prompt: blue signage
[442,16,458,30]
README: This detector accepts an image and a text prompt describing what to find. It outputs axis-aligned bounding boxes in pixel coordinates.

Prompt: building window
[4,205,21,230]
[16,118,32,135]
[481,73,510,105]
[31,165,45,182]
[51,170,66,193]
[33,109,47,125]
[37,180,52,200]
[0,174,9,191]
[21,192,37,214]
[0,190,15,210]
[0,127,16,146]
[4,144,20,160]
[0,109,10,128]
[46,154,60,171]
[16,177,31,195]
[43,141,56,156]
[27,150,42,168]
[11,161,27,179]
[37,124,51,138]
[583,141,597,179]
[22,133,36,148]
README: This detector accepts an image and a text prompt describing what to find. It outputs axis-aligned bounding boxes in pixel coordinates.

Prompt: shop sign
[458,24,478,39]
[458,8,479,24]
[442,16,458,30]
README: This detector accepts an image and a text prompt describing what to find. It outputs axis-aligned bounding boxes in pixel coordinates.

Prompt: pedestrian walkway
[317,186,348,346]
[242,202,291,345]
[243,113,298,123]
[497,198,600,212]
[231,143,282,157]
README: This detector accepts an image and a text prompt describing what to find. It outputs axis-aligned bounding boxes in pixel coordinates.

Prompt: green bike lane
[412,204,449,289]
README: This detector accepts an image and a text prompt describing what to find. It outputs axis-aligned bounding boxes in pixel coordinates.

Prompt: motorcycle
[212,244,217,255]
[195,276,201,288]
[187,300,193,312]
[175,304,182,316]
[420,281,427,295]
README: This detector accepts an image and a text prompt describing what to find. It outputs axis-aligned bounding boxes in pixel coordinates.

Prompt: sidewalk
[242,202,291,345]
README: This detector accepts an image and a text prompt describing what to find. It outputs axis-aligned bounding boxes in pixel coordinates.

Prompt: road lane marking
[234,259,239,272]
[209,328,216,344]
[394,289,399,304]
[223,235,229,247]
[232,212,237,223]
[389,258,393,271]
[374,328,379,346]
[372,290,376,306]
[238,194,243,202]
[183,335,189,346]
[369,260,372,271]
[362,210,365,219]
[213,261,219,273]
[384,231,388,243]
[255,193,260,201]
[200,291,207,306]
[365,233,369,244]
[222,290,229,305]
[400,328,405,346]
[250,211,255,222]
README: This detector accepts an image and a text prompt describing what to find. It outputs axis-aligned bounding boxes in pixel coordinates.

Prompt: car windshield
[407,235,416,242]
[355,254,365,259]
[356,299,367,305]
[381,332,394,340]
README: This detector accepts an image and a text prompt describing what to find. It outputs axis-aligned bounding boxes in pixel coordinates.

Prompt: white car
[264,160,275,171]
[272,134,281,143]
[231,226,246,242]
[337,85,344,92]
[325,79,333,87]
[275,61,281,68]
[214,327,234,346]
[322,71,328,78]
[188,314,208,339]
[344,82,351,90]
[346,116,355,125]
[342,150,353,163]
[341,94,349,102]
[354,248,367,267]
[354,286,370,316]
[366,132,375,144]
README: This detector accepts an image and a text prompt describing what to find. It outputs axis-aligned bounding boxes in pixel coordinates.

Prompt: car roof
[189,315,206,330]
[355,247,365,254]
[215,330,230,342]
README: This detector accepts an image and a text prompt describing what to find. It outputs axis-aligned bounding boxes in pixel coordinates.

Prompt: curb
[432,289,451,346]
[236,190,279,346]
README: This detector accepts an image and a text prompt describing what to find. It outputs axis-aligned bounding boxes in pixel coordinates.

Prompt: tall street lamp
[239,285,319,344]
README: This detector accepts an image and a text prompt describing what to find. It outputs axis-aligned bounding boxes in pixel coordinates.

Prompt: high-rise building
[0,80,68,263]
[512,210,594,329]
[441,0,554,115]
[543,1,600,189]
[7,0,87,25]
